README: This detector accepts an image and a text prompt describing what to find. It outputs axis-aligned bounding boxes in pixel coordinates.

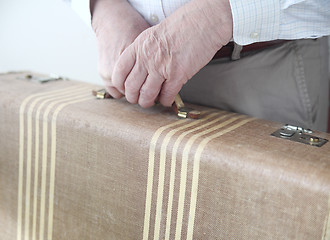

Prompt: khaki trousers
[180,37,329,132]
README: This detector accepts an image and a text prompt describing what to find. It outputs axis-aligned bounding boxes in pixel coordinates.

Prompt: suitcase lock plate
[271,124,328,147]
[23,74,64,83]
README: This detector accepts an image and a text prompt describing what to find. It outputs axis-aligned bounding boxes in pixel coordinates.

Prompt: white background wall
[0,0,329,86]
[0,0,102,85]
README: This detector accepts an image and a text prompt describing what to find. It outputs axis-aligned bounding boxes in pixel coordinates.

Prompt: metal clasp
[271,124,328,147]
[172,95,201,119]
[92,89,113,99]
[24,74,65,83]
[92,89,200,119]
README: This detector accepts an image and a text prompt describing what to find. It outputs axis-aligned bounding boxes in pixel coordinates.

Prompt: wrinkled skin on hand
[111,0,233,108]
[91,0,150,98]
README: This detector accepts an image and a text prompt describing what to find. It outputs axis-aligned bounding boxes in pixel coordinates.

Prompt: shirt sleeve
[229,0,330,45]
[71,0,92,26]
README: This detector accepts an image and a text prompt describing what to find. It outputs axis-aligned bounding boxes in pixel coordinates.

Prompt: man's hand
[111,0,233,108]
[91,0,150,98]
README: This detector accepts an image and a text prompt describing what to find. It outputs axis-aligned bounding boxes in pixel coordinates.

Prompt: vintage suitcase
[0,72,330,240]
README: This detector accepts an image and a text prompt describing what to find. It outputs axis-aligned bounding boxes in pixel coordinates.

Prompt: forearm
[161,0,233,52]
[91,0,149,37]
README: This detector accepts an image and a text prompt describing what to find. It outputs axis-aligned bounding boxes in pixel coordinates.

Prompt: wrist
[91,0,149,38]
[91,0,123,34]
[167,0,233,52]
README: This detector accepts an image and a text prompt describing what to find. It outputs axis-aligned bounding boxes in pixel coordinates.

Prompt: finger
[138,73,164,108]
[104,83,124,99]
[124,64,148,104]
[112,46,136,94]
[158,80,182,107]
[100,71,124,99]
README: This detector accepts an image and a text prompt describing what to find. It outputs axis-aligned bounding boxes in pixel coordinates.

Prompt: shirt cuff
[229,0,280,45]
[71,0,92,26]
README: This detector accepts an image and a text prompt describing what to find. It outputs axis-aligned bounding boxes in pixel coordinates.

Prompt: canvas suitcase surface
[0,72,330,240]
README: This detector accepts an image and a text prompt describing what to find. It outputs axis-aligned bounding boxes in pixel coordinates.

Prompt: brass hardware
[174,94,185,109]
[271,124,328,147]
[14,72,200,118]
[91,89,200,119]
[97,92,105,99]
[21,74,65,83]
[96,89,106,99]
[92,89,113,99]
[283,124,312,134]
[178,110,188,119]
[309,137,320,144]
[172,95,201,119]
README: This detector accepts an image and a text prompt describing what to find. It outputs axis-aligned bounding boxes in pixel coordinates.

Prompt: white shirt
[71,0,330,45]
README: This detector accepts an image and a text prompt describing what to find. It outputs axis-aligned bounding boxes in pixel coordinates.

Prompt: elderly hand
[91,0,150,98]
[111,0,233,108]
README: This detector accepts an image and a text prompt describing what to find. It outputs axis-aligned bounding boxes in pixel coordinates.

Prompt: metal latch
[22,74,65,83]
[271,124,328,147]
[92,89,201,119]
[92,89,113,99]
[172,95,201,119]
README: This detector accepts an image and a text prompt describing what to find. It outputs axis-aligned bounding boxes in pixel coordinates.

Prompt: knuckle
[124,79,139,93]
[115,60,125,72]
[104,81,113,88]
[160,95,175,106]
[111,76,122,89]
[104,87,112,96]
[159,87,180,106]
[125,92,138,104]
[105,87,120,99]
[161,87,177,98]
[98,69,112,82]
[140,86,158,100]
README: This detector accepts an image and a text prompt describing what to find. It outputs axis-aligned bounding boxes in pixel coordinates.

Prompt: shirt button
[250,32,259,38]
[150,14,159,24]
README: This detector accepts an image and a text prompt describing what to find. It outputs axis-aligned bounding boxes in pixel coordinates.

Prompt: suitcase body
[0,72,330,240]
